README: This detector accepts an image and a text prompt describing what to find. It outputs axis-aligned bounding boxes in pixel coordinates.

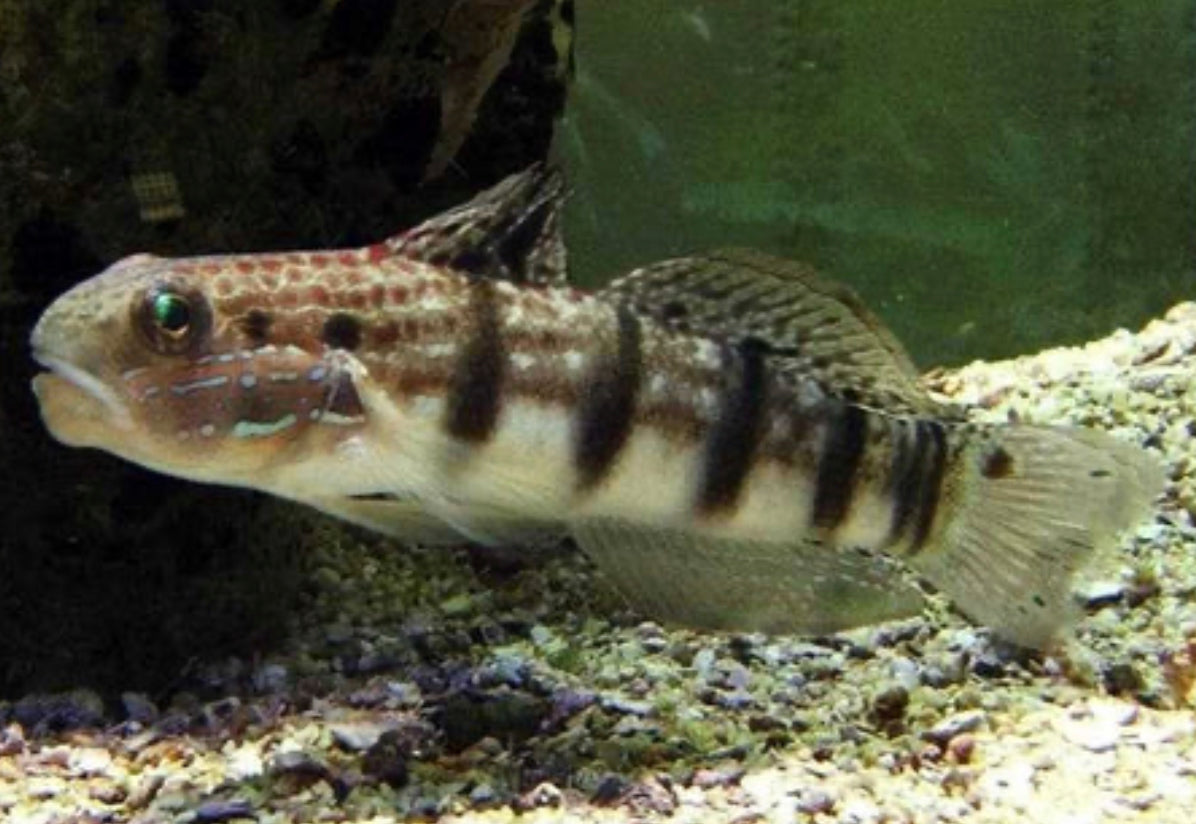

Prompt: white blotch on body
[563,351,585,373]
[171,375,230,396]
[232,413,298,439]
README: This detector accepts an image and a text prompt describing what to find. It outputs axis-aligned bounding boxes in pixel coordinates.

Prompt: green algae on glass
[562,0,1196,366]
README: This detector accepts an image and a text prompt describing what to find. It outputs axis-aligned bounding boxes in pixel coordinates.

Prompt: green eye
[152,292,191,335]
[138,284,209,355]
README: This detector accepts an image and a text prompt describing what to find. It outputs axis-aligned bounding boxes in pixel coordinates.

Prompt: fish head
[30,252,348,485]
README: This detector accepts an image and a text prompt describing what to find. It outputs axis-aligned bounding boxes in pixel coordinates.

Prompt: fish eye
[152,291,192,337]
[136,283,211,355]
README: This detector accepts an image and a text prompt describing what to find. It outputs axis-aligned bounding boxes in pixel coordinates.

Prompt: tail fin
[907,425,1164,648]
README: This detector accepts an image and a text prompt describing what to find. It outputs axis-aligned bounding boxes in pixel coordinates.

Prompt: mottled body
[31,167,1163,647]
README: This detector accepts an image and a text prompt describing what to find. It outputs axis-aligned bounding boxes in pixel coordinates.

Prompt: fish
[30,165,1163,648]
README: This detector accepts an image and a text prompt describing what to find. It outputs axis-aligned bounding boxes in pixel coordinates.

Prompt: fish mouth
[31,352,134,440]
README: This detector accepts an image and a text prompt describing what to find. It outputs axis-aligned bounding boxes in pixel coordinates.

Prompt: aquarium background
[0,0,1193,699]
[560,1,1196,365]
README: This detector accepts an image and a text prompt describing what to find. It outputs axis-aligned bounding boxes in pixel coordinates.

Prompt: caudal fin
[908,425,1164,648]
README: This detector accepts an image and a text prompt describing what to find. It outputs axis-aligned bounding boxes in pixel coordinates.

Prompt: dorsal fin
[387,163,568,285]
[600,248,948,416]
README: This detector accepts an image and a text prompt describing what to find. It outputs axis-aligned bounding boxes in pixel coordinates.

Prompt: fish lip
[31,350,134,430]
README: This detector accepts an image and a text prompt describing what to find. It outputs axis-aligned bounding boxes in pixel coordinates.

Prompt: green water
[560,0,1196,366]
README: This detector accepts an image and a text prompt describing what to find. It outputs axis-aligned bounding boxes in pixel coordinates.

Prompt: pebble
[193,798,255,823]
[519,781,563,810]
[269,749,333,783]
[870,685,909,723]
[329,719,399,752]
[225,745,264,781]
[251,663,290,693]
[120,692,160,725]
[0,724,25,756]
[793,787,836,815]
[469,782,502,806]
[360,731,409,788]
[590,773,630,804]
[66,747,111,776]
[889,657,921,691]
[923,710,987,745]
[1083,580,1127,609]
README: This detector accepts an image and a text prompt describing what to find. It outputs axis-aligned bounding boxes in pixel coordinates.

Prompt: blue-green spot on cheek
[232,413,298,439]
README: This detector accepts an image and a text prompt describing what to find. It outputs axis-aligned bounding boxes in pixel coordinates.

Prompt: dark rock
[268,750,339,798]
[361,730,410,788]
[121,692,160,725]
[870,685,910,723]
[545,688,596,730]
[194,798,255,823]
[1104,661,1145,695]
[970,653,1007,678]
[250,664,289,694]
[469,618,508,646]
[747,714,788,733]
[441,690,549,752]
[590,773,629,804]
[269,750,333,782]
[468,782,504,807]
[13,689,106,733]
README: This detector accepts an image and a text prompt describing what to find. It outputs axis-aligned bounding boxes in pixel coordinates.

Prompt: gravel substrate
[4,304,1196,824]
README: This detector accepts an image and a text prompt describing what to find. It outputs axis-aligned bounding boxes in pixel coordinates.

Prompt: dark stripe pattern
[885,419,949,551]
[696,338,769,514]
[811,402,868,531]
[445,277,504,443]
[909,421,948,550]
[574,304,642,490]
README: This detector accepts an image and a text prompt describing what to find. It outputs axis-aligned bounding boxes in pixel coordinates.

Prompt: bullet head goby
[30,165,1164,648]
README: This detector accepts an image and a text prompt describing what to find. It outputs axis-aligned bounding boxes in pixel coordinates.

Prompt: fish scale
[29,164,1163,648]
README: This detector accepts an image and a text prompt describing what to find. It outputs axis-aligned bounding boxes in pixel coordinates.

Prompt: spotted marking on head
[323,313,363,350]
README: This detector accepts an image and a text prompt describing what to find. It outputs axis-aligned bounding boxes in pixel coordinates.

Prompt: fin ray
[907,425,1164,647]
[388,163,567,285]
[301,495,469,546]
[600,248,952,416]
[571,517,926,634]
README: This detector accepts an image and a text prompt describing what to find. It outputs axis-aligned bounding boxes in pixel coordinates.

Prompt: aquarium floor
[4,305,1196,824]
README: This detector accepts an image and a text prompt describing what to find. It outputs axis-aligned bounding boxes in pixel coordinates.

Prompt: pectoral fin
[571,518,926,634]
[301,494,471,546]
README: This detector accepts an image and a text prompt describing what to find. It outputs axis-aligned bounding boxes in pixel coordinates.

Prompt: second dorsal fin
[388,163,568,285]
[600,248,947,416]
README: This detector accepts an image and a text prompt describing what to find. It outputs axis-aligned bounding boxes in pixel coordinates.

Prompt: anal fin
[571,518,926,634]
[428,498,568,550]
